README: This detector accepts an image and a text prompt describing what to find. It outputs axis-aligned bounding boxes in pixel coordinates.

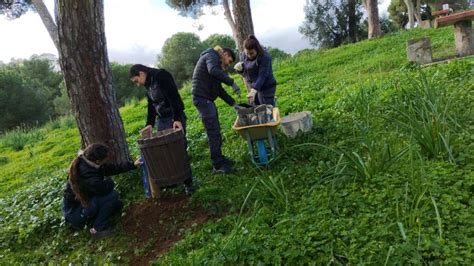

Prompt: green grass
[1,26,473,264]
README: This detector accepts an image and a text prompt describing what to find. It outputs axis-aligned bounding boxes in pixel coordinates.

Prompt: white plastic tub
[280,111,312,138]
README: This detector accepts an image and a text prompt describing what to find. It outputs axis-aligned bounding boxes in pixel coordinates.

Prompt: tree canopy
[157,32,205,88]
[299,0,365,48]
[0,0,33,19]
[202,33,236,50]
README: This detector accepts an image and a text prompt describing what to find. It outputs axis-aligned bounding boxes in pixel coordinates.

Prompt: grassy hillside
[1,27,473,264]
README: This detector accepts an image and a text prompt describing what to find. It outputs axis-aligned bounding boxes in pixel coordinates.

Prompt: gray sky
[0,0,391,65]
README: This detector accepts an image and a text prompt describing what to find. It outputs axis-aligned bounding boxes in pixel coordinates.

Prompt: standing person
[62,143,140,239]
[234,35,277,106]
[191,46,242,174]
[129,64,195,196]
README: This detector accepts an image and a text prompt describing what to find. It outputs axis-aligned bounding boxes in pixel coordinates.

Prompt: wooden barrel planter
[137,128,191,198]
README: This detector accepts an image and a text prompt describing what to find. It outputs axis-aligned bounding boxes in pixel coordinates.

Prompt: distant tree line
[0,57,142,132]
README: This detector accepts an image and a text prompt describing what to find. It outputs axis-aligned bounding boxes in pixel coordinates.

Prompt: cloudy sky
[0,0,391,65]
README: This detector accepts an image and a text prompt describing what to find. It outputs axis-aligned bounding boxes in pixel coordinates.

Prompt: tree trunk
[362,0,382,39]
[414,0,422,25]
[55,0,130,165]
[404,0,416,28]
[31,0,59,50]
[347,0,357,43]
[223,0,254,52]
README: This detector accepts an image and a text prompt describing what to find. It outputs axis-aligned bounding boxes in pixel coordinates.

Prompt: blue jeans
[141,113,192,197]
[63,190,123,231]
[192,96,225,168]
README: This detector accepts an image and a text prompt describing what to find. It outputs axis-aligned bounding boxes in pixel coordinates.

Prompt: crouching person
[61,143,140,239]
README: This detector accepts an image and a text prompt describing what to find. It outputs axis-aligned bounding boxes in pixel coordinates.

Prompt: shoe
[222,157,236,167]
[90,227,115,240]
[212,163,232,174]
[184,184,195,196]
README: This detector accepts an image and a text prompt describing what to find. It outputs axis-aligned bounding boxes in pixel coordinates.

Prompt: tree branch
[31,0,59,50]
[223,0,236,33]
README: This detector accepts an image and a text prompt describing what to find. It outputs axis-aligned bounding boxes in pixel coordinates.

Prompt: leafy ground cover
[0,26,473,264]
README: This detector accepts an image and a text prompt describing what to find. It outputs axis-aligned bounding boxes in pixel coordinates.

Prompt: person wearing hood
[234,35,277,106]
[129,64,195,196]
[62,143,140,239]
[191,46,242,174]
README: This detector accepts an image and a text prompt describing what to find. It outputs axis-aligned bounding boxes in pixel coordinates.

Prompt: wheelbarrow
[232,107,280,166]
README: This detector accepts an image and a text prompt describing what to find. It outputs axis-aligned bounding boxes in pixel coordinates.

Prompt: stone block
[406,37,433,64]
[454,20,474,56]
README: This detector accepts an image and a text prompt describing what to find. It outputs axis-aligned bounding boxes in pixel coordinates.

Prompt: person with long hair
[129,64,195,196]
[234,35,277,106]
[61,143,140,239]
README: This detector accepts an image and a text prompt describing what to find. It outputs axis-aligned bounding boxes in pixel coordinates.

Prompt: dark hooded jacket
[145,68,185,127]
[191,48,235,106]
[62,157,135,210]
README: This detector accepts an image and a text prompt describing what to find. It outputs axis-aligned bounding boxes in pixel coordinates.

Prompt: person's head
[129,64,150,86]
[82,143,110,165]
[68,143,110,206]
[221,47,236,68]
[243,35,264,60]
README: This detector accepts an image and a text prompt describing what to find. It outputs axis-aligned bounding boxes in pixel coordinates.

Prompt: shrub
[0,125,44,151]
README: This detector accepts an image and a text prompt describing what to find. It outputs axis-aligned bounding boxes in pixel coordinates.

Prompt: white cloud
[0,0,392,65]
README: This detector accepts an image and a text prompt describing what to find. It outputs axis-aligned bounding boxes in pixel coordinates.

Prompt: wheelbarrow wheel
[256,140,268,165]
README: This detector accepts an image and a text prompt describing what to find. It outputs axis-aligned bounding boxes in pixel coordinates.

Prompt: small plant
[256,172,289,210]
[389,72,456,163]
[0,156,8,166]
[341,142,409,179]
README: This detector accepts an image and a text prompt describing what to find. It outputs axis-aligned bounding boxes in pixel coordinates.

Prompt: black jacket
[191,48,235,106]
[62,157,136,210]
[145,68,185,127]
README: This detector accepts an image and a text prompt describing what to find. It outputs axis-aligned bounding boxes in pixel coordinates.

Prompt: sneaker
[212,163,233,174]
[184,184,195,196]
[90,227,115,240]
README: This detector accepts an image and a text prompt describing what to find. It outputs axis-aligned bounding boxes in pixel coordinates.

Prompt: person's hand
[140,125,153,138]
[173,121,183,130]
[247,88,257,103]
[134,158,143,167]
[231,83,241,97]
[233,103,246,111]
[141,124,152,132]
[234,62,244,72]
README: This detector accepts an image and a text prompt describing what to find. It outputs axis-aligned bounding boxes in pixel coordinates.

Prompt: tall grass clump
[389,72,456,163]
[0,125,44,151]
[313,87,409,180]
[46,115,75,130]
[256,173,289,210]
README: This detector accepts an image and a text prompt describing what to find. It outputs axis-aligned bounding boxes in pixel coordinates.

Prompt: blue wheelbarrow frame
[232,108,280,166]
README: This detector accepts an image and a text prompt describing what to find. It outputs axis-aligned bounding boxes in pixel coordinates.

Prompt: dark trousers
[141,113,192,197]
[63,190,123,231]
[192,95,225,168]
[255,86,276,106]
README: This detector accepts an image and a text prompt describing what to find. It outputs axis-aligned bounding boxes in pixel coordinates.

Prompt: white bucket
[280,111,312,138]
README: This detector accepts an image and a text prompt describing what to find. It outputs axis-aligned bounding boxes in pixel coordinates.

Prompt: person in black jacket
[62,143,140,239]
[129,64,194,196]
[191,46,242,174]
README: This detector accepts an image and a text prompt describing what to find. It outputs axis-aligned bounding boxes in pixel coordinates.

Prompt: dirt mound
[121,192,210,265]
